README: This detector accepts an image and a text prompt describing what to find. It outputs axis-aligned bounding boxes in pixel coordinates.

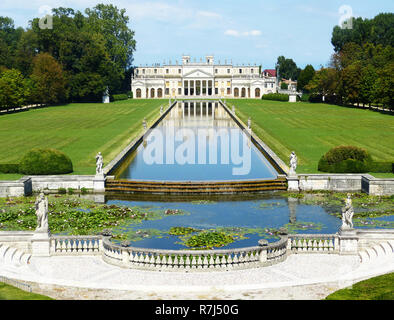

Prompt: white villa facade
[131,55,277,99]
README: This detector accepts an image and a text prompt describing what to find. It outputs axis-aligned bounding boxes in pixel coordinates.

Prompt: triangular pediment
[183,69,213,78]
[132,80,145,86]
[251,80,265,85]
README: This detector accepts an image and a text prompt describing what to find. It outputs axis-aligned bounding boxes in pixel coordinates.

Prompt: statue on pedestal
[143,118,147,130]
[35,192,49,233]
[247,117,251,129]
[95,152,104,175]
[341,193,354,230]
[289,151,297,175]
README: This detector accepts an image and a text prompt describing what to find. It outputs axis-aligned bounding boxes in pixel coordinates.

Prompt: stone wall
[0,177,32,197]
[298,174,362,192]
[296,174,394,195]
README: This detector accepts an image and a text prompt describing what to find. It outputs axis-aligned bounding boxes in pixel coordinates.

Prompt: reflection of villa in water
[131,55,277,99]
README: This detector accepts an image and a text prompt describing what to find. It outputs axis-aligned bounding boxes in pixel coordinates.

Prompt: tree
[30,53,67,105]
[297,65,315,92]
[0,69,28,109]
[276,56,300,80]
[305,68,338,99]
[331,13,394,52]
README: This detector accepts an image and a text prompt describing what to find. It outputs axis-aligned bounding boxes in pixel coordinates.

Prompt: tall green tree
[30,53,67,105]
[276,56,300,80]
[0,69,29,109]
[297,65,315,92]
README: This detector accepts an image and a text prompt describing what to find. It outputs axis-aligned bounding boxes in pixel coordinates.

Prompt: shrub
[80,187,88,195]
[368,162,394,173]
[261,93,289,102]
[58,187,67,194]
[126,91,133,99]
[112,94,128,101]
[0,163,19,174]
[67,188,74,195]
[318,146,373,173]
[19,148,73,175]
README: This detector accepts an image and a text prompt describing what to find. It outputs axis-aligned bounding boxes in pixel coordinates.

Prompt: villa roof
[263,69,276,77]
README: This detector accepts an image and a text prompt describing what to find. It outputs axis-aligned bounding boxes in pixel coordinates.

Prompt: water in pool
[106,193,346,250]
[114,101,279,181]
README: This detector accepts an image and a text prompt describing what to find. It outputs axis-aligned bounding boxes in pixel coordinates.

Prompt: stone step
[0,243,31,267]
[379,242,393,255]
[0,244,10,260]
[372,244,385,257]
[365,247,378,260]
[358,250,370,263]
[4,247,17,264]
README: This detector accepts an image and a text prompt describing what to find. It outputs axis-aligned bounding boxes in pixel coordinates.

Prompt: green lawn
[325,273,394,300]
[0,99,166,179]
[227,99,394,178]
[0,282,53,300]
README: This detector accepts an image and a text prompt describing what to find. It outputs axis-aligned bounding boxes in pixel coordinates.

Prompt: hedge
[261,93,289,102]
[0,163,19,174]
[112,94,129,101]
[318,146,373,173]
[369,161,394,173]
[18,148,73,175]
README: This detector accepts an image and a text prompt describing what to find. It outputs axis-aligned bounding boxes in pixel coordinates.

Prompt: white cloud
[224,29,262,37]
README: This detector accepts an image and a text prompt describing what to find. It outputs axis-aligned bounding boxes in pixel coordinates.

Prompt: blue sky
[1,0,393,69]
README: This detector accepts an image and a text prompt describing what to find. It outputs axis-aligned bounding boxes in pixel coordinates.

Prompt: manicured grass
[0,282,53,300]
[0,99,166,179]
[325,273,394,300]
[227,99,394,177]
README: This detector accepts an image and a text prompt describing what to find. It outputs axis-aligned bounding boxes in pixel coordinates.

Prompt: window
[239,69,242,74]
[166,69,169,74]
[227,88,231,95]
[178,69,181,74]
[142,69,145,74]
[227,69,230,74]
[215,69,218,74]
[154,69,157,74]
[165,88,169,95]
[251,69,254,73]
[178,88,182,95]
[215,88,219,95]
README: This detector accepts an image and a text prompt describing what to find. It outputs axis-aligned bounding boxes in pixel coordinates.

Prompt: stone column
[194,80,196,97]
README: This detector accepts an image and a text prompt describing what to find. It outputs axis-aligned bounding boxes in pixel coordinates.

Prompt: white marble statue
[341,193,354,230]
[35,192,49,232]
[289,151,297,175]
[160,105,163,115]
[143,118,147,130]
[232,105,235,114]
[247,117,251,129]
[95,152,104,175]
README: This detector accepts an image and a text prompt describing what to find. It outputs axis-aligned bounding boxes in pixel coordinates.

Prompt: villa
[131,55,277,99]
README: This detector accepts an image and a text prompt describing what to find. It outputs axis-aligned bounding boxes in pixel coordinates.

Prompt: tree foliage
[276,56,300,80]
[0,4,136,108]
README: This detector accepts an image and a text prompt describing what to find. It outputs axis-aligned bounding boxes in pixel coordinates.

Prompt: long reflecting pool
[113,101,279,181]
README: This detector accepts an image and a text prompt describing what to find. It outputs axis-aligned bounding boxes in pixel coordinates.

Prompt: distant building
[262,69,276,78]
[131,55,277,99]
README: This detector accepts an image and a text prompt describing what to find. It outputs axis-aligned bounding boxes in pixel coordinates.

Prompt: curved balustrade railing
[288,234,339,253]
[46,233,341,271]
[101,236,288,271]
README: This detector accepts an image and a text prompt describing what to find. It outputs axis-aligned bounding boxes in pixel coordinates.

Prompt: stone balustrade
[101,236,288,271]
[288,234,339,253]
[50,235,102,255]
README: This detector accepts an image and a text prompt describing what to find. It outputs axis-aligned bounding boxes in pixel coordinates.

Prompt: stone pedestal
[287,175,299,191]
[103,94,110,104]
[32,231,51,257]
[289,94,297,103]
[339,228,358,255]
[93,174,105,193]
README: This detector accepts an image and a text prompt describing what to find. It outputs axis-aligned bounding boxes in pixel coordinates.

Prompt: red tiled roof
[263,69,276,77]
